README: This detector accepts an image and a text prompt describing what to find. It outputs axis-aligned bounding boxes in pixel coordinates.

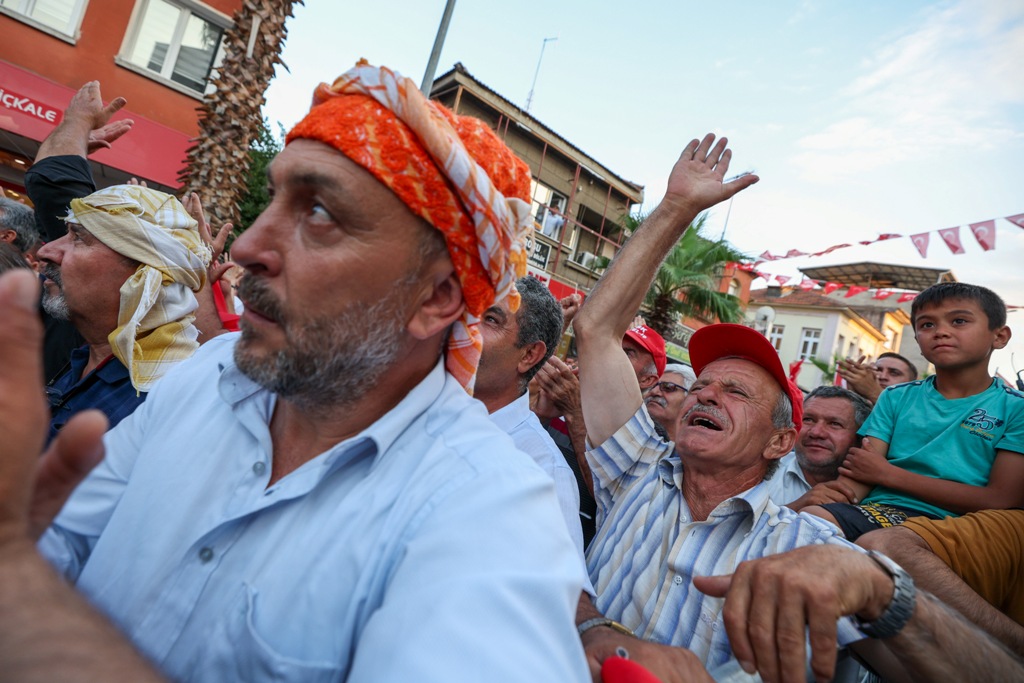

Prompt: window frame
[769,324,785,352]
[0,0,89,42]
[798,327,822,360]
[116,0,232,98]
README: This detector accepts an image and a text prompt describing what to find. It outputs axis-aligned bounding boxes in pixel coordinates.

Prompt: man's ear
[407,265,465,341]
[763,427,797,461]
[0,229,16,245]
[517,341,547,377]
[638,373,659,391]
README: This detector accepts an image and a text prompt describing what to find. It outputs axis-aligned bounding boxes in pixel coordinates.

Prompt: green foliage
[236,118,284,241]
[639,212,750,338]
[806,355,841,385]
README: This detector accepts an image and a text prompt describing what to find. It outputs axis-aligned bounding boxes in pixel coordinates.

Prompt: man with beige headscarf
[35,63,588,682]
[38,184,209,442]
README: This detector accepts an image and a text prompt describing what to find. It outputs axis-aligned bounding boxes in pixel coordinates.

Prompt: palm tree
[179,0,303,230]
[640,212,749,338]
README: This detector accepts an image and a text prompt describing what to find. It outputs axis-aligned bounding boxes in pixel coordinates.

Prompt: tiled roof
[749,288,848,308]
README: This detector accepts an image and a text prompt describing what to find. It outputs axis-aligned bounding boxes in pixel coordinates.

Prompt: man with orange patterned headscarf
[37,63,589,682]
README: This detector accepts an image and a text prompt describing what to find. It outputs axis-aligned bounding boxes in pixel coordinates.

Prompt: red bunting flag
[845,285,869,298]
[799,279,817,291]
[823,282,843,295]
[784,249,808,258]
[876,233,902,241]
[897,292,917,303]
[938,226,965,255]
[758,250,781,261]
[910,232,930,258]
[873,290,894,300]
[788,359,803,383]
[969,220,996,251]
[1006,214,1024,229]
[812,243,851,257]
[775,275,791,285]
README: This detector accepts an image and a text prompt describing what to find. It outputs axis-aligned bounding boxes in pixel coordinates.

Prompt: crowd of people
[0,62,1022,683]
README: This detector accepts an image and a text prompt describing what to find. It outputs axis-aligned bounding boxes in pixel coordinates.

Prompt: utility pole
[420,0,458,95]
[525,36,557,112]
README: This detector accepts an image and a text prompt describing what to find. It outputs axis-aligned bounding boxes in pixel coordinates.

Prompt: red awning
[0,60,190,188]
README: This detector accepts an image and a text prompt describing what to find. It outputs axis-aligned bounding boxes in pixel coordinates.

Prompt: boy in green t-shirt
[806,282,1024,541]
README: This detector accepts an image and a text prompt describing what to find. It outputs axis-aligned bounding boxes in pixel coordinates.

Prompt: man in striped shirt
[572,135,867,681]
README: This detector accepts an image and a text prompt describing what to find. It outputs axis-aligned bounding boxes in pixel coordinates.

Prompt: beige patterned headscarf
[66,185,211,392]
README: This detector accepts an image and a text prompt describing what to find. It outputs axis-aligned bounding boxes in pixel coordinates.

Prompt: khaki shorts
[903,509,1024,625]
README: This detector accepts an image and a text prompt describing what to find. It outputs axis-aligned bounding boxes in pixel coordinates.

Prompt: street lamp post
[420,0,458,95]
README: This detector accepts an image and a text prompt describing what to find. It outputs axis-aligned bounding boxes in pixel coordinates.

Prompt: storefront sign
[526,236,550,269]
[0,86,61,123]
[0,60,190,188]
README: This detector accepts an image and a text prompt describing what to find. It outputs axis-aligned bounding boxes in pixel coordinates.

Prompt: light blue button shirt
[765,451,813,505]
[41,335,589,682]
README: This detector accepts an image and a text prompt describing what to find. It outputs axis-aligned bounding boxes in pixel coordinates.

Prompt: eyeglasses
[654,381,687,394]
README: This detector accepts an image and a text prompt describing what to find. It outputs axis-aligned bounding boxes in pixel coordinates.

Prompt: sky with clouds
[264,0,1024,379]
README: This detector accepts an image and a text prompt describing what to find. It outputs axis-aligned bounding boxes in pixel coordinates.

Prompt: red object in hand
[601,656,663,683]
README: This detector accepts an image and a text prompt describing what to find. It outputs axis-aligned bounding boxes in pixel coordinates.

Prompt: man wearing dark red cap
[622,324,666,391]
[572,135,872,681]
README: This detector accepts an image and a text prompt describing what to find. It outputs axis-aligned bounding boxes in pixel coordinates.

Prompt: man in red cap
[622,324,666,391]
[571,134,879,682]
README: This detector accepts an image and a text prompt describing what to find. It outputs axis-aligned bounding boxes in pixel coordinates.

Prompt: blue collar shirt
[47,345,145,443]
[41,335,589,682]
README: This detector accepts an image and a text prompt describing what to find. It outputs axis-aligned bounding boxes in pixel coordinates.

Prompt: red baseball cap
[624,325,667,376]
[688,324,803,429]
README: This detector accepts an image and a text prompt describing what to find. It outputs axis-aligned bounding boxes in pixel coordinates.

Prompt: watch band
[854,550,917,639]
[577,617,635,638]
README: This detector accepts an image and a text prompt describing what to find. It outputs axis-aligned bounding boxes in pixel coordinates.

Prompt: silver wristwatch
[854,550,917,639]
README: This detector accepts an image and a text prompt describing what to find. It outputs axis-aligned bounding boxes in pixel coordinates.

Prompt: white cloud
[791,0,1024,182]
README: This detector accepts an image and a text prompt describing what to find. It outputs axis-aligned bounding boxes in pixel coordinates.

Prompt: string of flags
[728,263,1024,311]
[755,213,1024,263]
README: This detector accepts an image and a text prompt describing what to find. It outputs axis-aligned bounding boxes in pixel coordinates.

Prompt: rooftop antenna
[525,36,557,112]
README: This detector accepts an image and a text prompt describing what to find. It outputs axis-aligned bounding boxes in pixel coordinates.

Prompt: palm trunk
[179,0,303,229]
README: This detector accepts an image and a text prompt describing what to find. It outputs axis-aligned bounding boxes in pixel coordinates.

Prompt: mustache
[40,263,62,288]
[645,395,668,409]
[236,274,285,323]
[682,403,730,428]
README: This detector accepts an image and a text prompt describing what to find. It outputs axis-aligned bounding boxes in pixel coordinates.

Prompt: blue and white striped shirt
[586,406,863,673]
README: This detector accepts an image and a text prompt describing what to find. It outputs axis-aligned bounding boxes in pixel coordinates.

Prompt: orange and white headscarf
[66,186,210,392]
[286,61,532,392]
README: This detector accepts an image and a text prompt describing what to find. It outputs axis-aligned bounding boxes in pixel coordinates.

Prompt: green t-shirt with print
[860,376,1024,519]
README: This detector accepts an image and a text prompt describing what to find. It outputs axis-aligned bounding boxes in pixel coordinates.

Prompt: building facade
[1,0,243,201]
[430,63,644,301]
[748,287,913,390]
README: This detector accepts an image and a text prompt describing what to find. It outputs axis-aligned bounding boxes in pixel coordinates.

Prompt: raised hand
[67,81,128,136]
[837,356,882,403]
[662,134,759,215]
[0,272,106,544]
[559,293,582,334]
